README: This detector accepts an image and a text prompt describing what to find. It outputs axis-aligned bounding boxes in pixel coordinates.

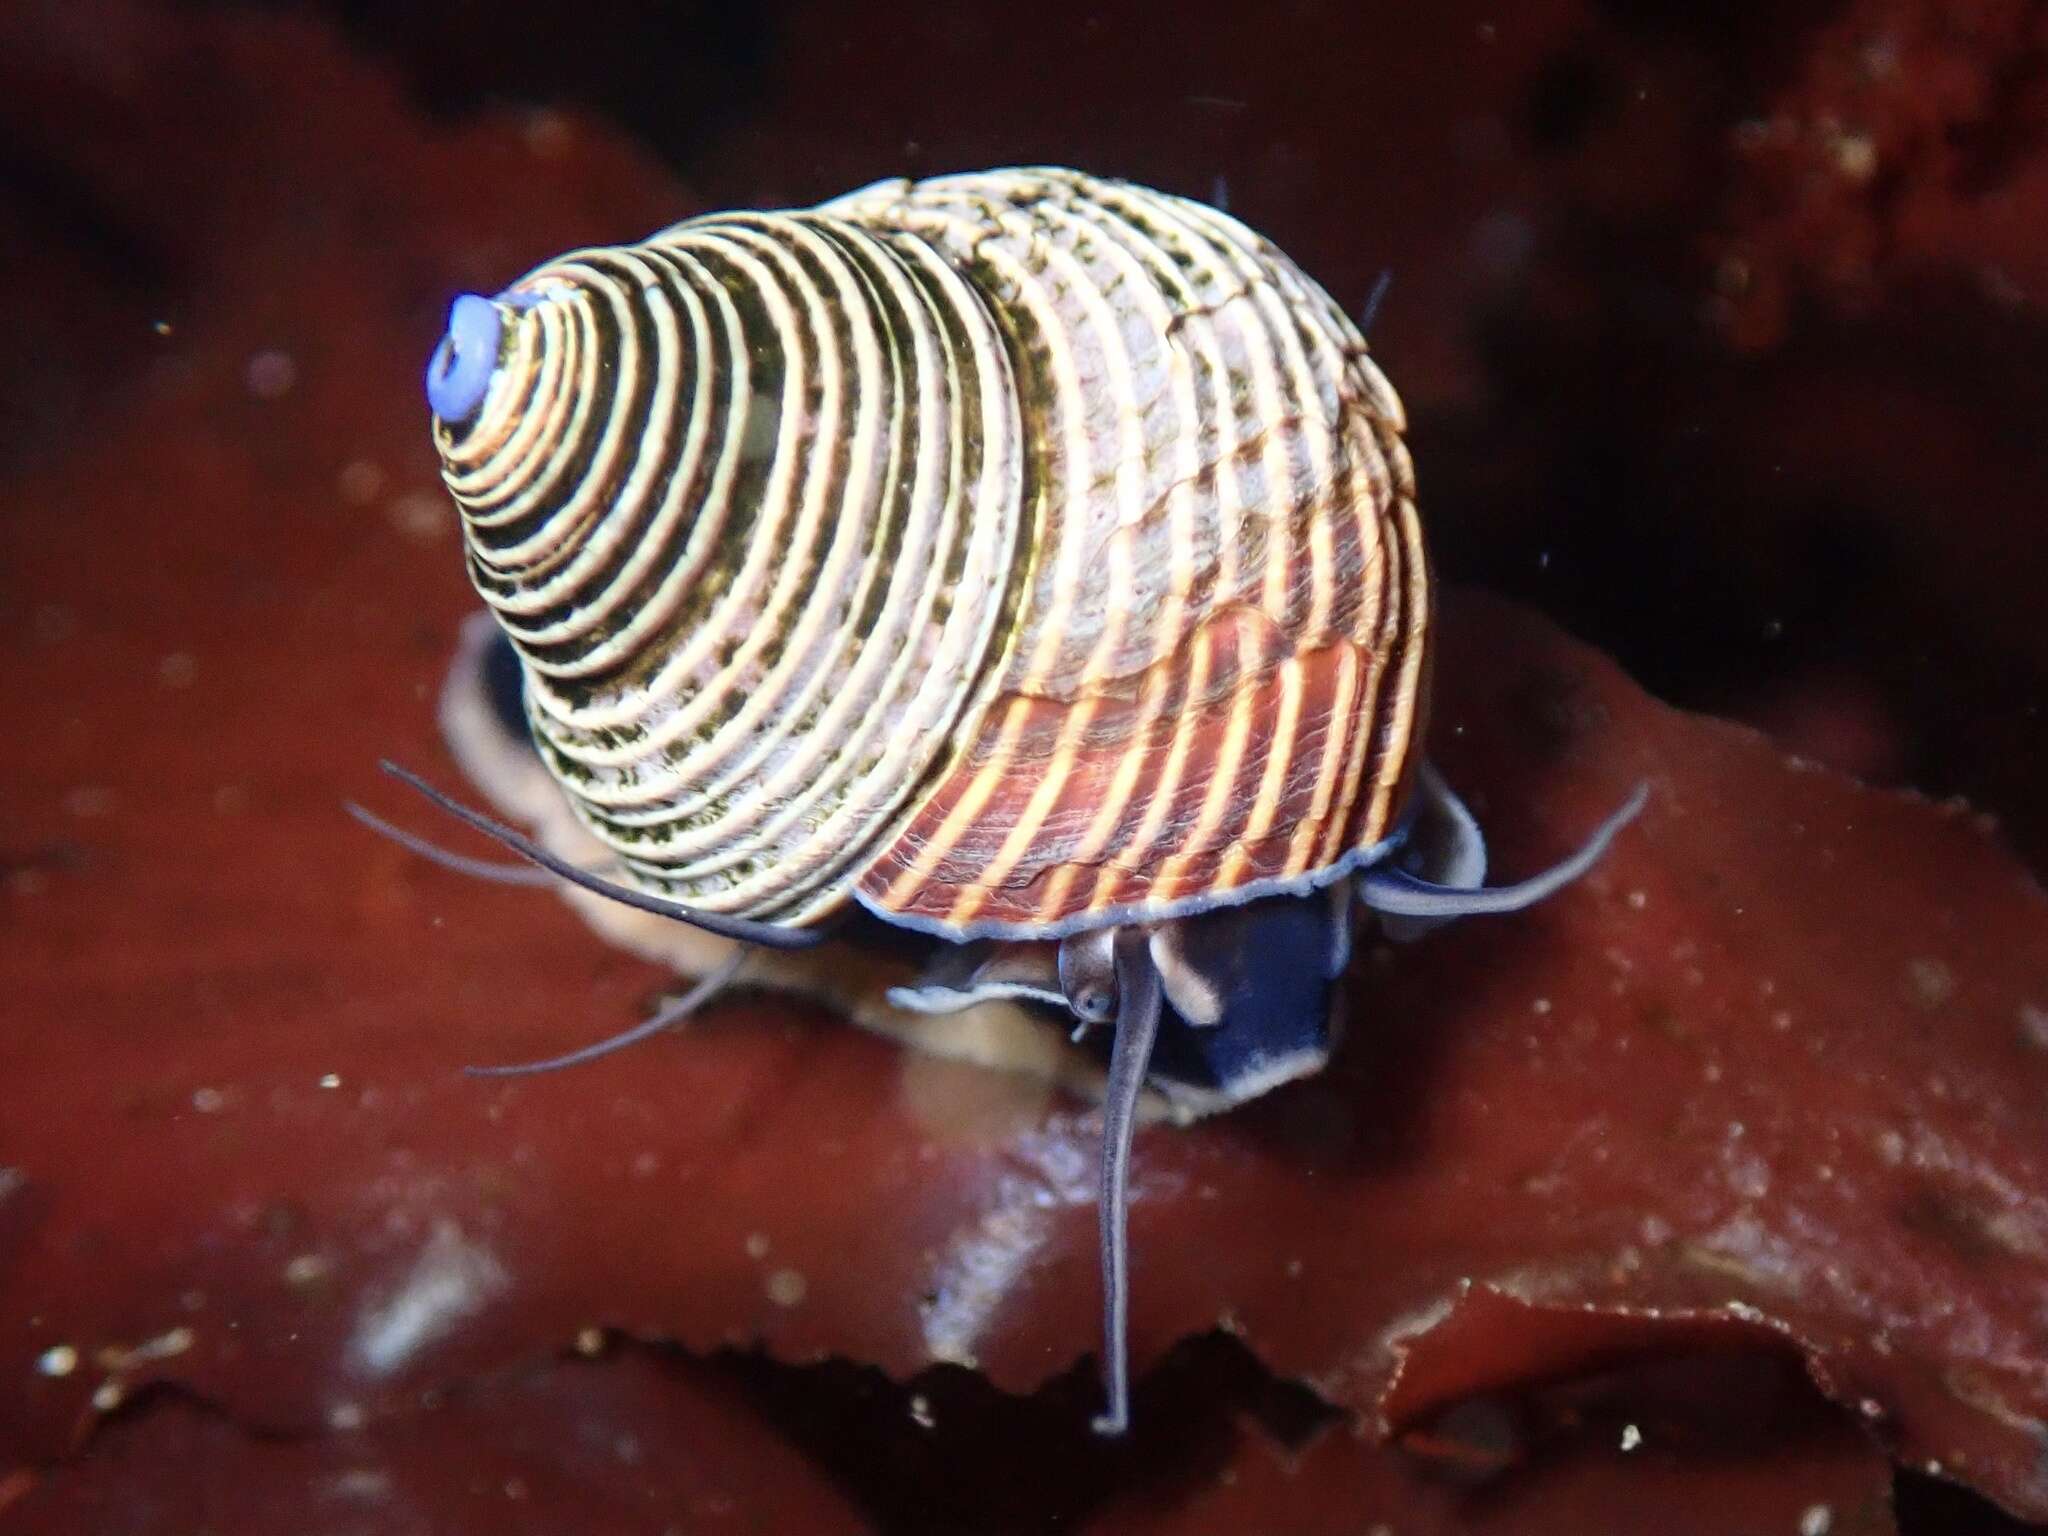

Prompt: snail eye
[1058,930,1120,1023]
[425,293,502,424]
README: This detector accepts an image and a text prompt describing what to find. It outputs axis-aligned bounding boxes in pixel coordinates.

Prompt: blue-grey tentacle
[1357,782,1649,919]
[1092,928,1162,1438]
[346,799,556,886]
[463,948,748,1078]
[377,760,828,951]
[1379,762,1488,942]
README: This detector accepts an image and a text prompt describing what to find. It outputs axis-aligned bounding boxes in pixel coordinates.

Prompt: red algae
[3,1347,862,1535]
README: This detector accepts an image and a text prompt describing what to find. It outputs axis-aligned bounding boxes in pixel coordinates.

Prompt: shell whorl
[431,168,1428,937]
[435,204,1029,924]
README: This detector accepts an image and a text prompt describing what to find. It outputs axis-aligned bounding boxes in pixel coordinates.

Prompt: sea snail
[382,167,1646,1434]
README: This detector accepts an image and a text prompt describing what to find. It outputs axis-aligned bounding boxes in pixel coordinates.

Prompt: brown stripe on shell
[853,171,1427,935]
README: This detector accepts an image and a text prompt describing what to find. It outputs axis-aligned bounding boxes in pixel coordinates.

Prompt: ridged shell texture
[433,168,1429,940]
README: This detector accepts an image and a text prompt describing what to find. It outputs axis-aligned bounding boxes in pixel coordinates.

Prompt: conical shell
[432,168,1428,939]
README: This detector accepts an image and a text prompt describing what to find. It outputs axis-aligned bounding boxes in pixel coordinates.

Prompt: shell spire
[430,205,1032,927]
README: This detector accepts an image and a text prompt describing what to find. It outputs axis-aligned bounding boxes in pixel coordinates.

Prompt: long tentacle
[464,948,749,1077]
[1093,927,1163,1437]
[376,761,826,951]
[1359,268,1394,336]
[346,800,557,886]
[1357,781,1649,918]
[1378,762,1487,943]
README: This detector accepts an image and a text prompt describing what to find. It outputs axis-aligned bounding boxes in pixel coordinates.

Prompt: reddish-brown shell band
[428,167,1428,940]
[842,172,1428,938]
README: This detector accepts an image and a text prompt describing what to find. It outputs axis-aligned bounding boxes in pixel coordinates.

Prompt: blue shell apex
[425,293,501,423]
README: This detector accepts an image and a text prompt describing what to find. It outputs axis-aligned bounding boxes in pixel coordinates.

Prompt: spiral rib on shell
[432,168,1429,939]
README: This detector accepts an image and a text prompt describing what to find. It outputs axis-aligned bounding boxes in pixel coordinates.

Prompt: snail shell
[430,167,1428,940]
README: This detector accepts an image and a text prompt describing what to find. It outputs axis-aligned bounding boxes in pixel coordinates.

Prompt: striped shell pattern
[431,167,1429,940]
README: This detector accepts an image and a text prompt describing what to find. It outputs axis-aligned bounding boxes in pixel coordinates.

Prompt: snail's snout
[425,293,503,423]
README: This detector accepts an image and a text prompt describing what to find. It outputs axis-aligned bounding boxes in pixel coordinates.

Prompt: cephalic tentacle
[1092,927,1164,1437]
[464,948,749,1077]
[1357,781,1649,919]
[376,761,828,951]
[346,799,557,886]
